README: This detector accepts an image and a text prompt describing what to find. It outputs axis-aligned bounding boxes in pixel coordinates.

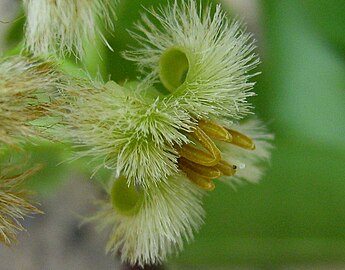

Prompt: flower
[92,174,205,266]
[62,1,273,265]
[23,0,117,58]
[120,0,271,191]
[57,80,192,188]
[0,163,43,246]
[124,0,259,120]
[58,0,266,189]
[0,56,62,146]
[91,117,272,266]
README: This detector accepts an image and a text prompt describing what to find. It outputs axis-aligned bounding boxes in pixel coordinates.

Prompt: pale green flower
[0,56,61,146]
[124,0,259,120]
[61,2,273,265]
[0,163,43,246]
[23,0,117,58]
[57,1,267,189]
[91,117,272,266]
[93,174,205,266]
[57,80,192,188]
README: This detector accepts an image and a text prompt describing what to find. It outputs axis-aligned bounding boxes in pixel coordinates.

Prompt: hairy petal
[0,56,62,146]
[124,0,259,120]
[23,0,117,58]
[56,80,193,188]
[92,175,205,266]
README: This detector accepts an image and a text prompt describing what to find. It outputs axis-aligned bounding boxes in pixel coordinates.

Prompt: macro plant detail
[0,56,61,146]
[23,0,117,57]
[176,118,256,191]
[0,0,273,268]
[0,162,42,246]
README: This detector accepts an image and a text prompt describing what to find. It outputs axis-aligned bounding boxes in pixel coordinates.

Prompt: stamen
[175,119,257,191]
[179,162,215,191]
[179,157,222,179]
[198,119,232,142]
[215,160,236,176]
[190,126,221,164]
[225,128,256,150]
[177,144,219,167]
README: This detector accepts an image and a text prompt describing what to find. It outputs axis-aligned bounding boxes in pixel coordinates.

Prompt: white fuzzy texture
[94,175,205,266]
[125,0,259,120]
[58,81,193,188]
[23,0,116,58]
[0,56,61,145]
[220,118,274,185]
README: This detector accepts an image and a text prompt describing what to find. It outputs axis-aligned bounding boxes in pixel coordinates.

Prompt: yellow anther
[225,128,256,150]
[179,162,215,191]
[215,160,236,176]
[177,144,219,167]
[190,126,221,164]
[179,157,222,179]
[198,119,232,142]
[175,119,257,191]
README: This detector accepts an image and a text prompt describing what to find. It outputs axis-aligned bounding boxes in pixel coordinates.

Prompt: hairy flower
[79,1,272,266]
[23,0,117,58]
[57,80,192,188]
[124,0,259,119]
[92,174,205,266]
[0,163,43,246]
[0,56,62,146]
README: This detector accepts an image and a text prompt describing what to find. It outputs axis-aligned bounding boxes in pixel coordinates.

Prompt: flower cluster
[0,0,273,267]
[54,0,273,266]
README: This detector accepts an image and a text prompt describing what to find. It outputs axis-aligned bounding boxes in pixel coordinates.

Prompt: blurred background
[0,0,344,269]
